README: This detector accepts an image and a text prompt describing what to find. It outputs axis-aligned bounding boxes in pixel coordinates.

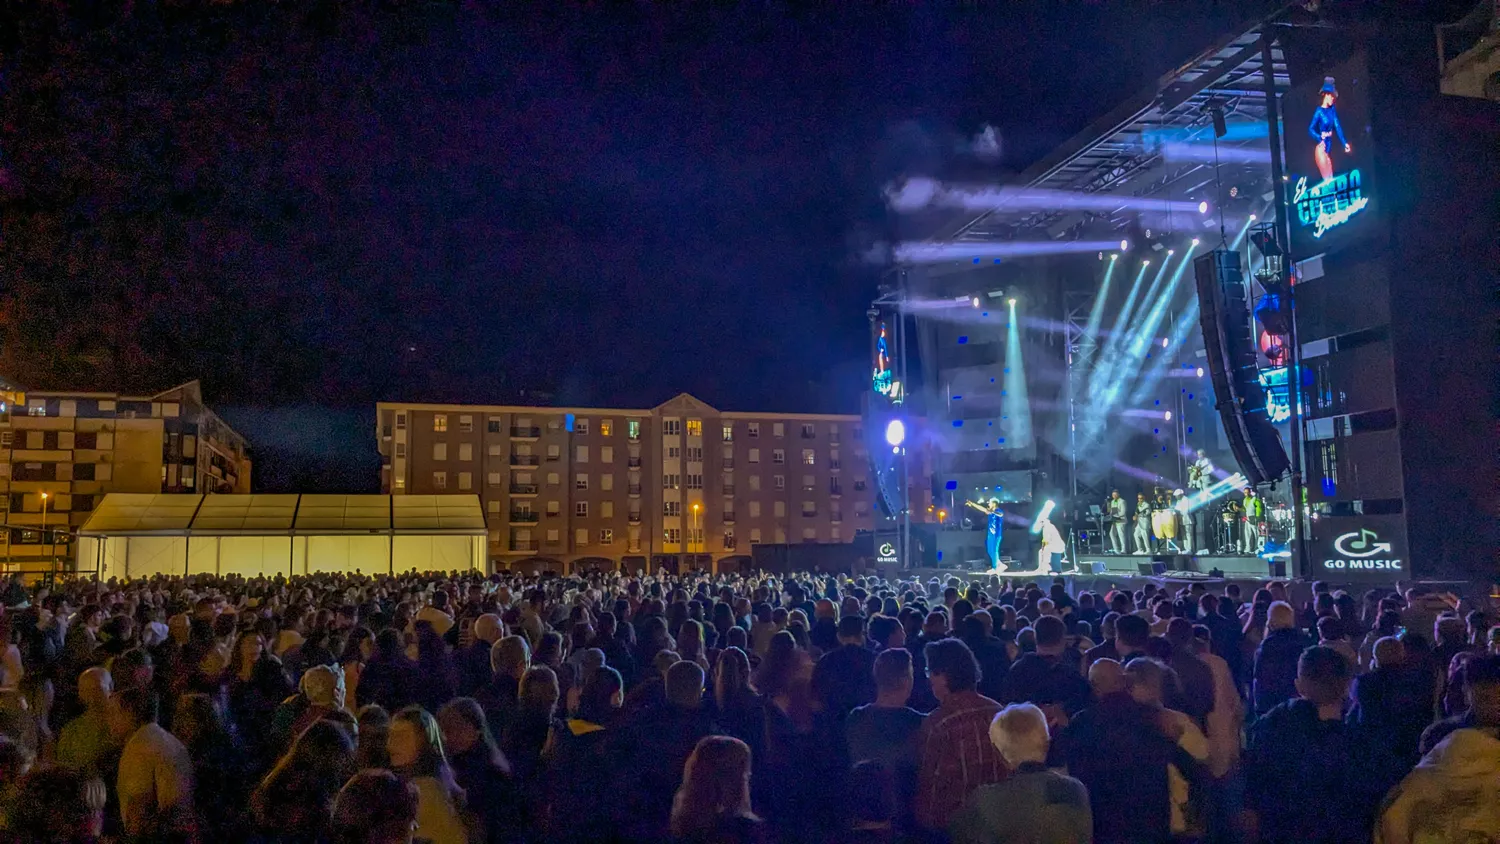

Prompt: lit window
[599,528,614,545]
[663,474,680,489]
[664,501,681,516]
[433,414,448,432]
[601,474,614,491]
[747,422,760,438]
[600,420,613,437]
[433,471,447,489]
[802,449,815,466]
[627,419,641,440]
[686,419,702,437]
[665,528,681,544]
[723,529,736,550]
[722,424,733,442]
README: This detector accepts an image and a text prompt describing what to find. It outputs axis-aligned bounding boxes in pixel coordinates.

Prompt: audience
[0,567,1483,844]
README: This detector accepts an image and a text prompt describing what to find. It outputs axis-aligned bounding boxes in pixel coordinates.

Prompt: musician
[1173,489,1194,554]
[1036,516,1069,574]
[1106,490,1128,554]
[1188,450,1213,491]
[1132,493,1152,555]
[1151,489,1180,553]
[966,498,1006,572]
[1242,489,1266,554]
[1222,497,1244,554]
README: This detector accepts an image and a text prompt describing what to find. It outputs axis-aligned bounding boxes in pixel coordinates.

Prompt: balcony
[627,457,642,468]
[544,452,560,462]
[508,541,537,552]
[721,485,735,496]
[829,461,841,471]
[723,512,736,524]
[829,486,843,498]
[509,454,539,467]
[508,512,539,524]
[510,483,539,495]
[721,458,734,470]
[627,484,642,496]
[628,512,642,524]
[510,427,540,439]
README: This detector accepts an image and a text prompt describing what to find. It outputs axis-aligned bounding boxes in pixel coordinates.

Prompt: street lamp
[690,502,701,557]
[39,492,49,570]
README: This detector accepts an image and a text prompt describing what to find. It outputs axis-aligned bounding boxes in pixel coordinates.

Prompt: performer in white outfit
[1188,450,1214,491]
[1106,490,1128,554]
[1036,517,1069,573]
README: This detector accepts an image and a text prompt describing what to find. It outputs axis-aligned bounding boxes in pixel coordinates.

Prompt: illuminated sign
[1293,170,1369,239]
[876,542,899,565]
[872,323,903,403]
[1319,528,1403,573]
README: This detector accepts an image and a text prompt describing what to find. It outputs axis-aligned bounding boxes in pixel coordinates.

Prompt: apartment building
[0,380,252,573]
[377,393,875,572]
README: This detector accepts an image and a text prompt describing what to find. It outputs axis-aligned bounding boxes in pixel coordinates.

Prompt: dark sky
[0,1,1273,492]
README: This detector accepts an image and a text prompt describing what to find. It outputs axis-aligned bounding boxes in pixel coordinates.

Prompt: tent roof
[78,494,487,537]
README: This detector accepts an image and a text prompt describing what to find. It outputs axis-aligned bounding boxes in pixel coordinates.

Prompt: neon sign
[876,541,899,564]
[1293,170,1369,239]
[1321,528,1402,572]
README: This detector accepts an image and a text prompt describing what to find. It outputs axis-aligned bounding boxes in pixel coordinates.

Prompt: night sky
[0,1,1274,492]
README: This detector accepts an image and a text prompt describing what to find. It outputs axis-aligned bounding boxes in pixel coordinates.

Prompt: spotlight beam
[886,178,1207,216]
[1003,299,1031,449]
[891,240,1121,263]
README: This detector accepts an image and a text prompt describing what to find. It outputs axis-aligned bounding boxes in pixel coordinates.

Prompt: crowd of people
[0,567,1491,843]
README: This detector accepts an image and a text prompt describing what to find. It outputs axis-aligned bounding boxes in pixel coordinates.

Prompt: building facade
[0,380,252,574]
[377,393,875,572]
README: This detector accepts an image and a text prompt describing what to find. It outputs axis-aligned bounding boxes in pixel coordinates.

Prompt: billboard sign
[1311,515,1407,579]
[1283,54,1377,258]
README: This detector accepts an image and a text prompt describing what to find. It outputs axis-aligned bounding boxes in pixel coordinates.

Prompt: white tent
[77,494,486,580]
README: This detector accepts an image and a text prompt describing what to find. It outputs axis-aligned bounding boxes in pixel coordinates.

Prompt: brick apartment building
[377,393,875,572]
[0,380,252,574]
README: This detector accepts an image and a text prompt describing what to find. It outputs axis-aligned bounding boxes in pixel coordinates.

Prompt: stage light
[1110,253,1119,261]
[1120,239,1130,251]
[1143,260,1150,266]
[1196,367,1204,377]
[1161,337,1169,348]
[1007,298,1016,306]
[1164,411,1172,421]
[1249,214,1257,221]
[971,297,980,307]
[1029,499,1056,533]
[1191,238,1200,246]
[1198,200,1209,214]
[1167,249,1175,256]
[884,419,906,447]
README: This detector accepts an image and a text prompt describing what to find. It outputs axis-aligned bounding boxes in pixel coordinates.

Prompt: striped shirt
[915,690,1009,830]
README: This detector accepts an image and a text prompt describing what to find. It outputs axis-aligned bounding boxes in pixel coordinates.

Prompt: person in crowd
[112,685,195,840]
[845,648,925,833]
[1375,727,1500,844]
[57,666,115,774]
[4,765,107,844]
[1084,612,1149,672]
[618,660,719,843]
[1124,657,1210,840]
[171,692,244,840]
[811,614,877,721]
[355,704,392,770]
[709,646,763,760]
[1162,618,1215,727]
[251,718,358,842]
[1252,601,1311,717]
[459,613,506,697]
[437,697,527,844]
[1000,615,1091,721]
[475,635,530,736]
[504,665,558,785]
[1244,645,1391,844]
[760,630,847,844]
[388,706,469,844]
[960,614,1012,702]
[1418,653,1500,754]
[360,628,420,712]
[950,702,1092,844]
[544,666,624,843]
[331,768,421,844]
[1349,637,1432,767]
[915,638,1006,835]
[669,735,765,844]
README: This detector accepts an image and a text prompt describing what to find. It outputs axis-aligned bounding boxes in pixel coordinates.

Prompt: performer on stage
[1242,488,1266,554]
[1188,450,1214,492]
[1309,77,1350,182]
[1222,497,1244,554]
[1106,490,1128,554]
[1173,489,1194,554]
[1036,516,1069,574]
[965,498,1006,572]
[1151,489,1176,553]
[1132,493,1152,555]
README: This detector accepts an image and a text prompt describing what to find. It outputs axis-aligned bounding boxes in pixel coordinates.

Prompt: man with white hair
[1252,601,1313,717]
[950,703,1092,844]
[58,667,116,774]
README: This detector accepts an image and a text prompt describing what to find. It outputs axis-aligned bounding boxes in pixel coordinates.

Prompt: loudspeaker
[1151,561,1168,576]
[1137,563,1155,576]
[1087,561,1107,574]
[1196,250,1291,485]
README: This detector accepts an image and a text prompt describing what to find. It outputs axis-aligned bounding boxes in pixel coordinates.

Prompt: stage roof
[79,494,487,537]
[927,20,1291,247]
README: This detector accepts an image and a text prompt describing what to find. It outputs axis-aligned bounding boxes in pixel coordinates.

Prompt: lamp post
[39,491,49,573]
[691,502,701,559]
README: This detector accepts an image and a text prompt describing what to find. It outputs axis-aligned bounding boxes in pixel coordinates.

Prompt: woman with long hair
[412,621,458,714]
[225,630,291,768]
[678,620,711,672]
[438,697,528,844]
[250,719,358,842]
[711,647,764,761]
[670,736,764,844]
[388,706,469,844]
[338,626,374,710]
[355,704,392,770]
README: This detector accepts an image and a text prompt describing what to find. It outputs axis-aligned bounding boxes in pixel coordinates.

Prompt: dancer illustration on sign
[1309,76,1350,181]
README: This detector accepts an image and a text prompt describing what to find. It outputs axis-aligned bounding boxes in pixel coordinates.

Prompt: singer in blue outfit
[1308,76,1349,181]
[966,498,1006,571]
